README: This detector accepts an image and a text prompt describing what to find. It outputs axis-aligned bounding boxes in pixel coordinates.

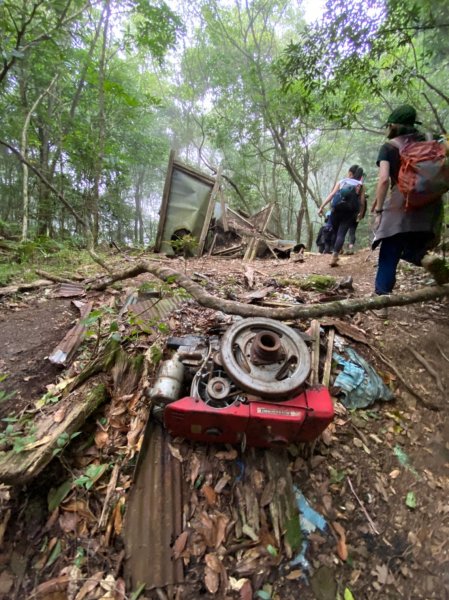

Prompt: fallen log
[0,279,53,296]
[0,376,108,485]
[91,261,449,320]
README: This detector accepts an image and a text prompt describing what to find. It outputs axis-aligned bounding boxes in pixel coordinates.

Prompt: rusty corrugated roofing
[124,421,183,591]
[127,297,183,326]
[54,282,86,298]
[48,301,93,365]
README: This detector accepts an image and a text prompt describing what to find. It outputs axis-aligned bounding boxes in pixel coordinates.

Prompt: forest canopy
[0,0,447,252]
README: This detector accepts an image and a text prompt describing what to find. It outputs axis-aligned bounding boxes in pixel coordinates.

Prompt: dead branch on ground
[408,347,445,394]
[90,261,449,320]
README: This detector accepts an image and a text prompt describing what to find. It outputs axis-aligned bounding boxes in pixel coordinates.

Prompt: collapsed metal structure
[154,151,301,260]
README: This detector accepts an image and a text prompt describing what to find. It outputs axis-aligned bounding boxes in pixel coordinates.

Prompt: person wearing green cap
[371,104,447,316]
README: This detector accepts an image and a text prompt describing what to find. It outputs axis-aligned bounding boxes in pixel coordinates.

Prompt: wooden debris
[322,328,335,388]
[213,244,244,256]
[243,266,255,289]
[436,342,449,363]
[35,270,80,284]
[370,346,441,411]
[321,318,368,345]
[309,320,321,385]
[347,476,379,535]
[97,463,121,531]
[219,188,229,232]
[0,279,52,297]
[207,232,218,256]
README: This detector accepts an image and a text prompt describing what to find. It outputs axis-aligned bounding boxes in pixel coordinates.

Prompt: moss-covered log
[0,377,108,485]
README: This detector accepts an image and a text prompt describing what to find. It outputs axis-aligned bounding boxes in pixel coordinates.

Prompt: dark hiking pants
[374,232,433,295]
[332,211,357,254]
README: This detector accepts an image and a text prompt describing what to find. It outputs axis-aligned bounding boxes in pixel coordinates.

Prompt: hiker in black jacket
[316,212,334,253]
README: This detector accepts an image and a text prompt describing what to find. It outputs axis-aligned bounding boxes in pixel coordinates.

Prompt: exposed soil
[0,295,78,416]
[0,249,448,600]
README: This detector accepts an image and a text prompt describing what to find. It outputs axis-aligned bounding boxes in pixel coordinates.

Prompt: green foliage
[278,275,336,291]
[148,343,163,366]
[52,431,81,457]
[0,374,15,404]
[280,0,449,128]
[170,233,199,257]
[0,219,20,238]
[0,418,36,454]
[329,466,346,484]
[285,513,302,552]
[47,479,73,512]
[74,463,110,490]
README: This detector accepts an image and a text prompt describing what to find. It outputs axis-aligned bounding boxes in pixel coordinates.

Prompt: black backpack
[332,184,360,214]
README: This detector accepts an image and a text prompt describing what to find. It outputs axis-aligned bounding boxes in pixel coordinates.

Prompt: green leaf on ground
[405,491,417,509]
[48,479,73,512]
[344,588,355,600]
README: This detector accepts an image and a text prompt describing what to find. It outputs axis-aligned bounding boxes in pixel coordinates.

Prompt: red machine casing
[164,387,334,448]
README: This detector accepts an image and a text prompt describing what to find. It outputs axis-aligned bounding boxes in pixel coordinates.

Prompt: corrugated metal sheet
[127,297,182,326]
[48,301,93,365]
[124,421,183,591]
[54,283,86,298]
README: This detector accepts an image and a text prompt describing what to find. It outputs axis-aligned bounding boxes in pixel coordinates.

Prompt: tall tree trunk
[37,124,52,236]
[296,205,305,243]
[134,169,145,245]
[20,76,58,241]
[91,0,110,246]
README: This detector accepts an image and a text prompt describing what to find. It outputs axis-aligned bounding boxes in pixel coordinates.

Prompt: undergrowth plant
[0,238,101,285]
[0,416,36,454]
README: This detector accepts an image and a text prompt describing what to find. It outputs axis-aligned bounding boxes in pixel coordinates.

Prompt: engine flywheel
[220,318,311,399]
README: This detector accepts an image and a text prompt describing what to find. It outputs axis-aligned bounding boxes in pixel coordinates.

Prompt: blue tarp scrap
[290,486,328,571]
[333,347,394,409]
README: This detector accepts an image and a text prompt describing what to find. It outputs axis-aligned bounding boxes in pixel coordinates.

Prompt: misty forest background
[1,0,448,275]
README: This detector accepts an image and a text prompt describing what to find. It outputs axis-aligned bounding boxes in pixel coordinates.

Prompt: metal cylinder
[250,330,283,364]
[149,354,185,404]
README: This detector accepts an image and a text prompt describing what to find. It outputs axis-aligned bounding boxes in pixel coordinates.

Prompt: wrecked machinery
[147,317,334,448]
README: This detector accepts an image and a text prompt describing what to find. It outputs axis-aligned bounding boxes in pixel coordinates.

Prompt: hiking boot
[421,254,449,285]
[330,254,339,267]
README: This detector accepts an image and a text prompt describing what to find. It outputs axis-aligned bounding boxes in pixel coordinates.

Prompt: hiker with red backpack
[319,165,366,266]
[372,104,449,311]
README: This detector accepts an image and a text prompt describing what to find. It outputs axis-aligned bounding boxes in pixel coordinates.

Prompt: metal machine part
[189,336,244,409]
[149,353,185,404]
[164,388,334,448]
[220,318,311,399]
[196,367,244,409]
[158,318,333,448]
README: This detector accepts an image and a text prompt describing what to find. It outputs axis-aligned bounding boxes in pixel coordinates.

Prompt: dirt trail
[0,249,447,599]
